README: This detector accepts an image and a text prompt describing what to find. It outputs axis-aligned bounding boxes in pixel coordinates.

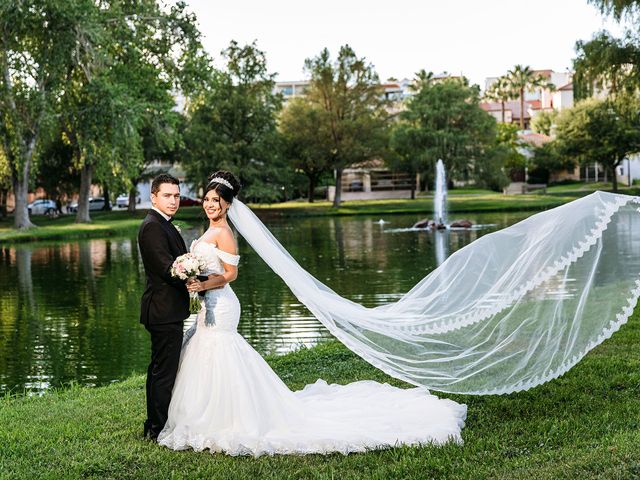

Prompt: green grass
[2,308,639,479]
[0,208,203,245]
[250,194,575,218]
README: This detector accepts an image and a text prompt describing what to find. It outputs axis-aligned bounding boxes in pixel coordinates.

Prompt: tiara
[208,177,234,190]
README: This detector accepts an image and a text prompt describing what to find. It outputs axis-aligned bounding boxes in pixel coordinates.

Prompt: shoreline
[0,193,581,245]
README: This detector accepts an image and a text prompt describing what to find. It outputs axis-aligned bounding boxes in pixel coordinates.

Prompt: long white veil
[228,191,640,395]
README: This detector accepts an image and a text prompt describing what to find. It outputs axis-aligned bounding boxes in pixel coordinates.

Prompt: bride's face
[203,190,228,221]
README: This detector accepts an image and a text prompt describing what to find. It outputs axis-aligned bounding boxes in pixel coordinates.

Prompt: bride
[159,170,640,455]
[158,171,467,456]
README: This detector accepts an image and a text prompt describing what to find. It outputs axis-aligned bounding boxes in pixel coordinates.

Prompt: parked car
[180,195,202,207]
[68,197,106,213]
[28,199,57,216]
[116,194,141,208]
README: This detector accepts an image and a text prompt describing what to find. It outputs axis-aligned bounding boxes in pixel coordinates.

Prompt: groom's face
[151,183,181,218]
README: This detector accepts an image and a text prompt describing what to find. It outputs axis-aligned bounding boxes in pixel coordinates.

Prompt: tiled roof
[533,69,553,79]
[558,82,573,91]
[519,132,552,147]
[480,100,530,119]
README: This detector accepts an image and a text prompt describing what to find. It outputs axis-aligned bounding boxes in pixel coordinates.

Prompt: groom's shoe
[143,422,160,442]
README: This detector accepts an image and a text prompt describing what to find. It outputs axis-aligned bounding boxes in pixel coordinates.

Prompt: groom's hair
[151,173,180,195]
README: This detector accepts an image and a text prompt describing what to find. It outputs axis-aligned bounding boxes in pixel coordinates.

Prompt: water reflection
[435,231,449,266]
[0,211,529,394]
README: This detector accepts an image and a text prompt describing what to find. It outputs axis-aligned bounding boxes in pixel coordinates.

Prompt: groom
[138,173,189,441]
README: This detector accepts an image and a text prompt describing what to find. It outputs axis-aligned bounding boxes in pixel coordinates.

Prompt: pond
[0,210,532,395]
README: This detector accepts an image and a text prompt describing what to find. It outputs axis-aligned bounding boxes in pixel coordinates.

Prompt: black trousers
[144,322,183,438]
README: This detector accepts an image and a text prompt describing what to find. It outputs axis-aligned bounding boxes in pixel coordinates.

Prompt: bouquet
[171,253,208,313]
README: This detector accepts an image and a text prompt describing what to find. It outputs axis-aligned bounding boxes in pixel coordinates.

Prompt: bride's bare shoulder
[215,226,237,254]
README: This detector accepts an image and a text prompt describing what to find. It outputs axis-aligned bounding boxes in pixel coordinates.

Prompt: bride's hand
[186,275,224,292]
[186,280,203,293]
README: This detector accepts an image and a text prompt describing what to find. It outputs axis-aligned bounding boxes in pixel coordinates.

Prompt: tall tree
[588,0,640,20]
[35,131,78,213]
[279,97,331,202]
[63,0,203,223]
[554,95,640,191]
[62,76,143,223]
[483,76,515,123]
[304,45,389,207]
[182,41,287,203]
[531,109,558,136]
[506,65,556,130]
[110,0,206,214]
[0,0,98,228]
[391,76,496,187]
[573,31,640,99]
[0,144,9,218]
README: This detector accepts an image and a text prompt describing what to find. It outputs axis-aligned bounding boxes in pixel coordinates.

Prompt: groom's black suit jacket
[138,209,190,326]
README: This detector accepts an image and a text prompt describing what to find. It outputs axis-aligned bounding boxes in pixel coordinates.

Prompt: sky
[182,0,629,89]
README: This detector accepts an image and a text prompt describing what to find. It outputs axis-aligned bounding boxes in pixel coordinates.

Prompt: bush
[474,146,511,192]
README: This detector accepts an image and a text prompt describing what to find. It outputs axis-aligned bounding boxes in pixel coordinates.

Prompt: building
[617,154,640,186]
[326,159,417,202]
[274,81,310,102]
[481,70,574,129]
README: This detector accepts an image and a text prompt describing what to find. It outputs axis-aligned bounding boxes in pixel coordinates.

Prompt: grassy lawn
[1,307,639,479]
[0,208,203,245]
[249,194,575,218]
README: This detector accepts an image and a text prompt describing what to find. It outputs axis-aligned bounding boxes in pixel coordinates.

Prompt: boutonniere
[174,223,182,233]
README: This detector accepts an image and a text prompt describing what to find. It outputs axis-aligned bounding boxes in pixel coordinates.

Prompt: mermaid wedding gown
[158,239,467,456]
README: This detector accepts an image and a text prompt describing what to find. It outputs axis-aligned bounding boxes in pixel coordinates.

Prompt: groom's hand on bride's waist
[206,274,224,290]
[187,274,224,296]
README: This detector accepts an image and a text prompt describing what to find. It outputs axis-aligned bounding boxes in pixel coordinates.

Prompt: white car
[116,194,141,208]
[28,199,58,216]
[68,197,106,213]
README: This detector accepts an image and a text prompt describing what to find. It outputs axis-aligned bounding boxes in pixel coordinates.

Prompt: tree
[35,131,78,212]
[474,145,512,192]
[0,145,9,218]
[304,45,389,207]
[531,110,558,136]
[389,122,427,199]
[391,75,496,188]
[506,65,556,130]
[0,0,100,229]
[109,0,206,214]
[588,0,640,20]
[62,0,203,223]
[483,76,515,123]
[573,31,640,100]
[554,95,640,191]
[279,97,331,202]
[528,142,577,184]
[182,41,287,203]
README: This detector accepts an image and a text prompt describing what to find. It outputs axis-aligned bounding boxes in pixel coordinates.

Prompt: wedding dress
[158,239,467,456]
[159,191,640,455]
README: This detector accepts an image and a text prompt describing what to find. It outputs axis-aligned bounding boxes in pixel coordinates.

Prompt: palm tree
[506,65,556,130]
[483,76,514,123]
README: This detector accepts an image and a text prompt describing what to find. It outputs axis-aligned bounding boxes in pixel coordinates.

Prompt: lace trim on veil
[320,196,640,395]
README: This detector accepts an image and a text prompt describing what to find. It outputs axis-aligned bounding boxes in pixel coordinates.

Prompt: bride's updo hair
[204,170,241,204]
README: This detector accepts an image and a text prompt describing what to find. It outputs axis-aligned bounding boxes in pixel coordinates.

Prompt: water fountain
[413,159,473,230]
[434,159,447,227]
